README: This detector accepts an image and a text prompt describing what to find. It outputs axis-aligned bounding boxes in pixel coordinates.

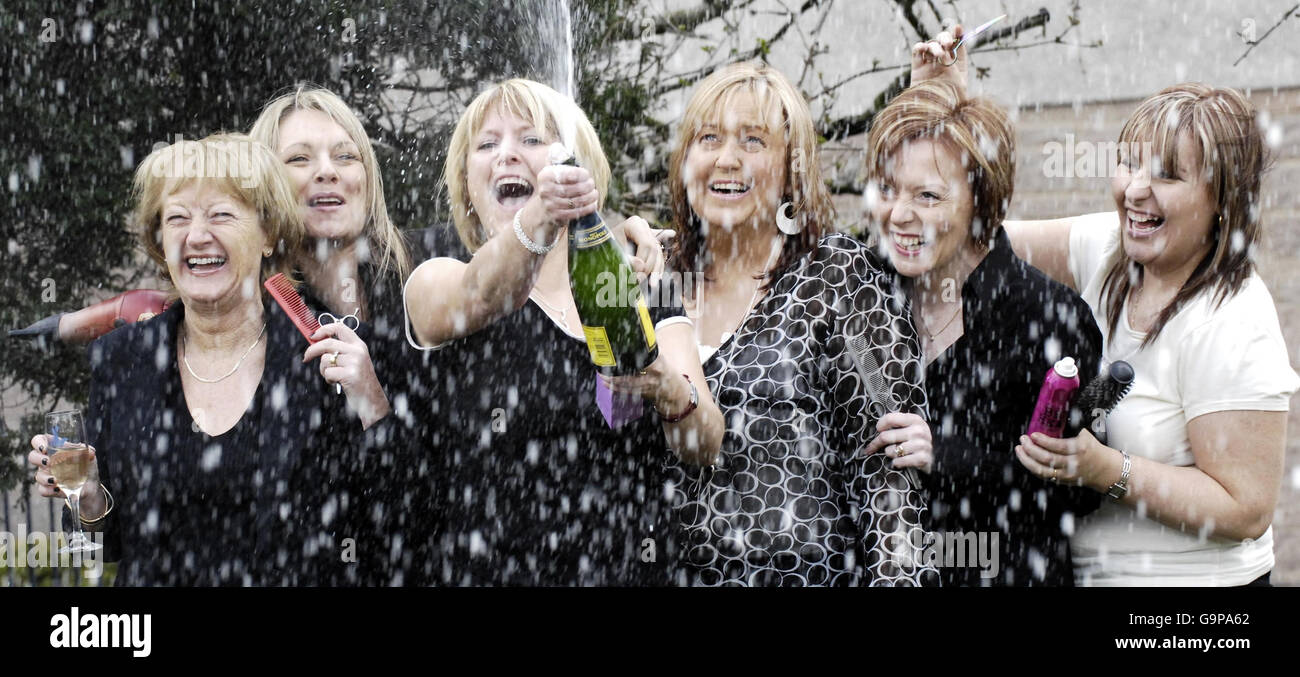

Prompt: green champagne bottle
[551,144,658,375]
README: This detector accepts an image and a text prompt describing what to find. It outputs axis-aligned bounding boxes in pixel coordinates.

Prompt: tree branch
[892,0,931,41]
[816,7,1058,141]
[649,0,828,98]
[608,0,761,41]
[1233,2,1299,67]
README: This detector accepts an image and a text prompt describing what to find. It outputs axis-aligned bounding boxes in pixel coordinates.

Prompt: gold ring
[1052,468,1059,482]
[329,352,339,367]
[895,444,908,457]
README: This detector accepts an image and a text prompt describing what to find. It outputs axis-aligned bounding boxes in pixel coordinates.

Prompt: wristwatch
[1106,451,1132,501]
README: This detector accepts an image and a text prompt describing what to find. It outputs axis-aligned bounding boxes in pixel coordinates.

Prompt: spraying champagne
[550,143,658,375]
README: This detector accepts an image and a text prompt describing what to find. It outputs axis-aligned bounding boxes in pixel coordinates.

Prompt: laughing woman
[28,135,383,585]
[403,79,723,585]
[863,79,1103,586]
[663,62,937,586]
[916,33,1299,585]
[1007,85,1299,586]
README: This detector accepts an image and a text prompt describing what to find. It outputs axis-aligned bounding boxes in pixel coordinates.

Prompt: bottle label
[637,296,656,349]
[582,325,617,367]
[573,219,611,250]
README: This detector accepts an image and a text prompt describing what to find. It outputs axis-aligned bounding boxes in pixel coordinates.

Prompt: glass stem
[66,489,85,545]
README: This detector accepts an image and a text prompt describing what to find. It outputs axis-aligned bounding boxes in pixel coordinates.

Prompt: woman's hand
[1014,429,1113,490]
[619,215,676,283]
[533,163,599,231]
[601,339,722,467]
[599,357,681,409]
[303,323,390,429]
[863,412,934,473]
[28,434,106,515]
[910,24,968,94]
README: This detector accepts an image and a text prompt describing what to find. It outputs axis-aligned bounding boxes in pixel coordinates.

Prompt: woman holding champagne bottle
[28,134,388,585]
[662,62,937,586]
[402,78,723,585]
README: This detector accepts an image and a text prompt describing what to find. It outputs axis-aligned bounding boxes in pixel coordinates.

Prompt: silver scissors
[318,308,361,331]
[942,14,1008,66]
[317,308,360,394]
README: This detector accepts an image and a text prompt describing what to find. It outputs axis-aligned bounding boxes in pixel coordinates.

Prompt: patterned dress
[667,234,940,586]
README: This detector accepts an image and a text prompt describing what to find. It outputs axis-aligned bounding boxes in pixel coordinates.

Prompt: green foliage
[0,0,604,487]
[1,1,1077,493]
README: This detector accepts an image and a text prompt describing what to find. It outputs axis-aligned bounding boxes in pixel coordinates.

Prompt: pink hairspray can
[1026,357,1081,438]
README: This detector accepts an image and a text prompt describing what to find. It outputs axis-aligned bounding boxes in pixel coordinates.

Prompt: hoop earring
[776,201,802,235]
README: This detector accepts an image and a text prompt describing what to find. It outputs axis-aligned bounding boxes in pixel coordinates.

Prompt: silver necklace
[529,288,570,324]
[182,323,267,384]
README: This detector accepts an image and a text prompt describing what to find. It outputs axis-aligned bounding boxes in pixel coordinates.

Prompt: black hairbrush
[1071,361,1134,444]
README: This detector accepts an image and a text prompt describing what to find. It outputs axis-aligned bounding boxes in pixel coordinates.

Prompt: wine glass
[46,409,102,554]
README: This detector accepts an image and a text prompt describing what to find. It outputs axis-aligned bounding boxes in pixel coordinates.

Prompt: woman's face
[1111,132,1217,276]
[465,106,553,238]
[276,109,368,242]
[160,183,268,307]
[682,90,788,233]
[867,137,975,279]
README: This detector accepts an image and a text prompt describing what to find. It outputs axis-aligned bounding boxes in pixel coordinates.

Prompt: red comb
[264,273,321,343]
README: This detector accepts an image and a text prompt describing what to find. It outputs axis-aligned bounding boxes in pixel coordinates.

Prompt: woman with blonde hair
[664,61,936,586]
[403,78,723,585]
[28,134,386,585]
[250,85,414,308]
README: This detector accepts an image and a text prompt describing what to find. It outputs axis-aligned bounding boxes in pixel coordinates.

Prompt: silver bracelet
[68,483,114,524]
[513,209,558,255]
[1106,450,1132,501]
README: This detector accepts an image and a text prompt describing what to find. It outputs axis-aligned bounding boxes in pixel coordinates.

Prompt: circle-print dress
[668,234,940,586]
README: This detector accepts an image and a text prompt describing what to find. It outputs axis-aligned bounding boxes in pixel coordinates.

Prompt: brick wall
[828,86,1300,584]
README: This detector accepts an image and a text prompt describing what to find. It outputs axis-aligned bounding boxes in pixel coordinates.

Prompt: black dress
[300,225,468,585]
[402,273,686,586]
[921,229,1103,586]
[85,301,381,586]
[666,234,939,586]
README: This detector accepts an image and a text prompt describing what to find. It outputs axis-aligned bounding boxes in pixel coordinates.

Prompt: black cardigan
[920,229,1103,587]
[85,300,385,586]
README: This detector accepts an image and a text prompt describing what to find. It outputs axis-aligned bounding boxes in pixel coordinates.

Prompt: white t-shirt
[1067,214,1300,586]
